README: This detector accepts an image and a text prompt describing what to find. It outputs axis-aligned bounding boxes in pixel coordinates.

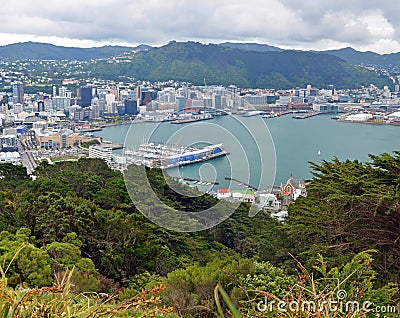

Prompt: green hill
[89,41,392,89]
[323,47,400,66]
[0,41,135,60]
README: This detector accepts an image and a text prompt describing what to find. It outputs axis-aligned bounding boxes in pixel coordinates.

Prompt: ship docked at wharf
[124,142,229,169]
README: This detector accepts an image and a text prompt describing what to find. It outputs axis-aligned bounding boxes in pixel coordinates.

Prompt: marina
[124,142,229,169]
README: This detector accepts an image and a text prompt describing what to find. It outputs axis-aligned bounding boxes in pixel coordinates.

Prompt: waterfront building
[91,105,100,119]
[217,188,231,200]
[313,104,338,113]
[34,128,100,149]
[175,96,187,112]
[89,145,112,163]
[212,93,222,109]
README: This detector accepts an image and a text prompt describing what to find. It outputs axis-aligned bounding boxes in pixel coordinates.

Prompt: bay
[95,114,400,189]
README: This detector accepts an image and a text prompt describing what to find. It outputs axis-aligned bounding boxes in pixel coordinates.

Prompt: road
[17,139,37,174]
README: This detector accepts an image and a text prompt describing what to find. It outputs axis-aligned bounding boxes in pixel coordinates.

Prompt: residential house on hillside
[216,188,231,200]
[280,175,307,199]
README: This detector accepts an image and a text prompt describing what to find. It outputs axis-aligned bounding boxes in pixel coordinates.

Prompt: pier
[100,141,124,150]
[292,111,322,119]
[224,177,259,191]
[171,116,214,124]
[173,176,219,185]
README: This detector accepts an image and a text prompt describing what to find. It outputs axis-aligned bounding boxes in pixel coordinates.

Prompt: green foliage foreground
[0,152,398,316]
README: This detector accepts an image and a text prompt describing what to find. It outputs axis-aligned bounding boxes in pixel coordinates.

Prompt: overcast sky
[1,0,400,54]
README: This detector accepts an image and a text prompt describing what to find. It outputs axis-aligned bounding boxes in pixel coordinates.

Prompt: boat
[125,142,229,169]
[242,110,265,117]
[318,150,321,156]
[171,114,214,124]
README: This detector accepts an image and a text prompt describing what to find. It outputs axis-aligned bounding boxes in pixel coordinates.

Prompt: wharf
[80,127,103,132]
[171,116,214,124]
[173,176,219,185]
[100,142,124,150]
[292,111,322,119]
[225,177,259,191]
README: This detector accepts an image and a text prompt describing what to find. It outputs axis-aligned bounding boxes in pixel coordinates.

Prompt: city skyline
[0,0,400,54]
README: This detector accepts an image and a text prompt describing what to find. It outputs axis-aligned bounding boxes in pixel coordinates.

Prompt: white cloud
[0,0,399,53]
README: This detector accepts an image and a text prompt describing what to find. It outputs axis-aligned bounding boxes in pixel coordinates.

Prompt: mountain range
[0,41,395,89]
[0,41,137,60]
[1,41,398,66]
[218,43,400,66]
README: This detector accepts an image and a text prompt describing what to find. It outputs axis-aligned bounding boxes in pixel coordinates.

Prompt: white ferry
[125,143,229,169]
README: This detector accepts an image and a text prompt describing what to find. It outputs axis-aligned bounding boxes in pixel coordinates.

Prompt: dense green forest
[88,41,392,89]
[0,154,398,316]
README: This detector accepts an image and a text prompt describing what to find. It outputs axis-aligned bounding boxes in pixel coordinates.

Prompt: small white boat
[318,150,321,156]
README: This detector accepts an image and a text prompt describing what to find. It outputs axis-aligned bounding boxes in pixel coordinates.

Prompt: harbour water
[95,114,400,189]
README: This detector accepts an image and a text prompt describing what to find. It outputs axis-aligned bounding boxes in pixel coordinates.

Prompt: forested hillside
[88,41,392,89]
[0,154,398,316]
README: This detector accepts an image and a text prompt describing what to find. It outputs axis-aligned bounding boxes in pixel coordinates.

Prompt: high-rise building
[78,86,92,107]
[212,93,222,109]
[37,101,45,112]
[327,84,335,95]
[125,99,138,115]
[91,105,100,119]
[106,93,116,106]
[175,96,187,112]
[12,82,24,104]
[59,87,67,98]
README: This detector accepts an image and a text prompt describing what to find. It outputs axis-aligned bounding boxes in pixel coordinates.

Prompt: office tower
[12,82,24,104]
[327,84,335,95]
[37,101,45,112]
[59,86,67,98]
[106,93,116,106]
[212,93,222,109]
[78,86,92,107]
[175,96,187,112]
[125,99,138,115]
